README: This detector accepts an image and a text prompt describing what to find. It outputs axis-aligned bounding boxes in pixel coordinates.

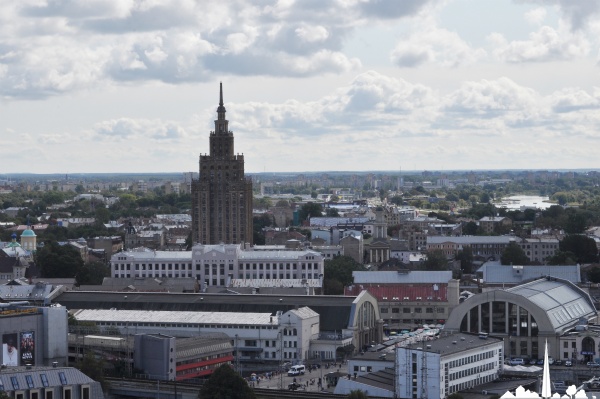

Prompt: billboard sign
[20,332,35,365]
[2,333,19,366]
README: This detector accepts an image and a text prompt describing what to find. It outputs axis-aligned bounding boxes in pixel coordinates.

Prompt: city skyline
[1,1,599,174]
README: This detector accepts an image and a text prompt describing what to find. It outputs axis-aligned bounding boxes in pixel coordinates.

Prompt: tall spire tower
[191,83,253,246]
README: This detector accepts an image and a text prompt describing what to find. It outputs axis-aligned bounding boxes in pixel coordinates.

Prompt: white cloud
[391,27,486,68]
[549,87,600,113]
[489,24,590,63]
[524,7,546,26]
[295,25,329,43]
[0,0,450,99]
[93,118,188,141]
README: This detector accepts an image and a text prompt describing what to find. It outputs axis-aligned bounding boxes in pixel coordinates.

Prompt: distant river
[496,195,553,210]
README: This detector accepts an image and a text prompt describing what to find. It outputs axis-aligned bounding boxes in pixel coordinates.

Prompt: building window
[81,386,90,399]
[26,375,35,388]
[63,388,72,399]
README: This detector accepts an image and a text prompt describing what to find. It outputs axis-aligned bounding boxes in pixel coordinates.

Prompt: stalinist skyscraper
[191,83,253,245]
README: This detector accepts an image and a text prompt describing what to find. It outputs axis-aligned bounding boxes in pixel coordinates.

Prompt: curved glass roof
[507,277,596,331]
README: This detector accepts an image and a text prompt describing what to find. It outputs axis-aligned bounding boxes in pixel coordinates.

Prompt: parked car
[548,357,555,365]
[537,359,544,365]
[587,362,600,368]
[529,359,538,365]
[509,358,525,366]
[554,360,563,366]
[565,360,573,367]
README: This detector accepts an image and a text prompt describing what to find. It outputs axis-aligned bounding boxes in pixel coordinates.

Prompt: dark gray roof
[54,291,356,332]
[0,366,103,396]
[353,270,452,284]
[354,368,395,391]
[402,332,503,356]
[478,262,581,284]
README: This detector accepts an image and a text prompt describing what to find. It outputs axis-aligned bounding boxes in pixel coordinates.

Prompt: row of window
[0,372,66,391]
[381,307,445,314]
[113,262,322,272]
[449,361,495,381]
[96,321,279,330]
[112,272,320,281]
[446,350,495,369]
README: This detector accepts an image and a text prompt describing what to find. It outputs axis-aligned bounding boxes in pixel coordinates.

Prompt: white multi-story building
[396,333,503,399]
[110,244,325,288]
[71,307,319,363]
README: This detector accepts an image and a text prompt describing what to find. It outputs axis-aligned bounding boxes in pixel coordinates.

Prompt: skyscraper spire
[220,81,224,106]
[217,81,226,120]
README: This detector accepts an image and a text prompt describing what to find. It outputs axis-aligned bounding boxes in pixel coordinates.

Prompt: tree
[423,249,448,270]
[35,241,84,278]
[500,242,529,265]
[456,247,474,274]
[253,214,273,245]
[76,351,106,389]
[326,208,340,217]
[299,202,323,222]
[462,221,479,236]
[324,256,365,295]
[560,235,599,263]
[199,364,256,399]
[348,390,369,399]
[389,195,403,205]
[76,261,110,285]
[546,251,577,265]
[587,266,600,283]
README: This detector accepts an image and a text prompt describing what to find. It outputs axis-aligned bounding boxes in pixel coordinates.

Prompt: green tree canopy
[587,266,600,284]
[199,365,256,399]
[324,256,365,295]
[500,242,529,265]
[560,235,599,263]
[546,251,577,265]
[76,261,110,285]
[347,390,369,399]
[35,241,84,278]
[299,202,323,222]
[76,351,106,389]
[456,247,474,274]
[326,207,340,217]
[462,221,480,236]
[423,249,449,271]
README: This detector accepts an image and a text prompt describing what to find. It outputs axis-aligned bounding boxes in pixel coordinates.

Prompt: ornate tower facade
[191,84,253,245]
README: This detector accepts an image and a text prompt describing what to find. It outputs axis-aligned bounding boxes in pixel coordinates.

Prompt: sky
[1,0,600,174]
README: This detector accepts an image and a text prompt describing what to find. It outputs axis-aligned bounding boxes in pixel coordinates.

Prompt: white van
[287,365,306,376]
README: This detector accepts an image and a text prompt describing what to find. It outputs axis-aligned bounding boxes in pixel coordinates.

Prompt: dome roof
[21,229,36,237]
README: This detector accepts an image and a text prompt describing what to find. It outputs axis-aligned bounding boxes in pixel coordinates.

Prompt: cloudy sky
[1,0,600,174]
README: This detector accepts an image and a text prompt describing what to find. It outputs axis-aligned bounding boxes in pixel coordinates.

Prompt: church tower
[191,84,253,245]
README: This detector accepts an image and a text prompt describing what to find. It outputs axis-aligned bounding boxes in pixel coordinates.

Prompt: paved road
[248,364,346,393]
